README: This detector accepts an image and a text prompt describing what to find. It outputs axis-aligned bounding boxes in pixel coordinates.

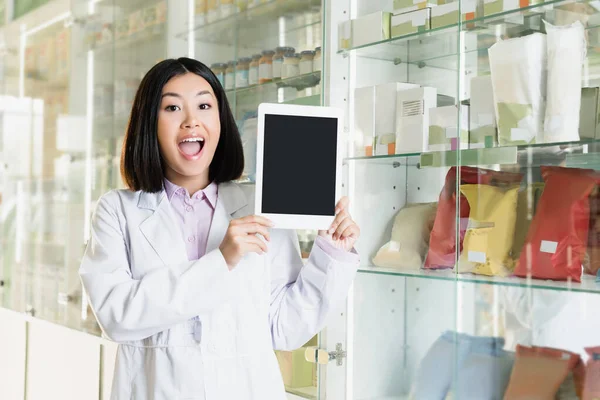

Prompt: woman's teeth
[179,138,204,156]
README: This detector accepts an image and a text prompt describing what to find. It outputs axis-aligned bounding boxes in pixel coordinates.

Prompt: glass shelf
[89,23,166,58]
[337,0,600,69]
[286,386,317,400]
[358,265,600,294]
[178,0,321,47]
[345,139,600,168]
[227,71,321,96]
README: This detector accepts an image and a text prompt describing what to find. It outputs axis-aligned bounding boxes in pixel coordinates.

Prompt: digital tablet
[255,103,344,230]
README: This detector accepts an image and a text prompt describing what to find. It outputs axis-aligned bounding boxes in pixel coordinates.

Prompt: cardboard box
[355,82,420,155]
[338,20,352,50]
[275,348,314,389]
[580,87,600,140]
[469,75,497,148]
[428,105,470,151]
[391,7,432,37]
[396,87,437,153]
[352,11,391,48]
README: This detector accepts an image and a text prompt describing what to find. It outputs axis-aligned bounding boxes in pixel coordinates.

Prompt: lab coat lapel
[138,191,188,265]
[206,182,249,252]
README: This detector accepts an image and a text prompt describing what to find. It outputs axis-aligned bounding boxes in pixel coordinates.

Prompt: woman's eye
[199,104,211,110]
[165,105,180,112]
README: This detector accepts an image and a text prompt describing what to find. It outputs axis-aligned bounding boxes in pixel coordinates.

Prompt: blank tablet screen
[261,114,338,216]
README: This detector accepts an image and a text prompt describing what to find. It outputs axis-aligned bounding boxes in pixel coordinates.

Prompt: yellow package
[457,184,519,276]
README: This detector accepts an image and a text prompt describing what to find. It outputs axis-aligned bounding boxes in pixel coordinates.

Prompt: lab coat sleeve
[269,232,359,351]
[79,192,233,343]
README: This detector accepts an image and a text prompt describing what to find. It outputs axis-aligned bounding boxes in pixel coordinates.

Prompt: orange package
[504,345,585,400]
[515,166,597,282]
[424,167,522,270]
[584,347,600,400]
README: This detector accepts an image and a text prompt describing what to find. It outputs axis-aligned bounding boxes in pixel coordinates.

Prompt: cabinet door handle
[304,343,347,366]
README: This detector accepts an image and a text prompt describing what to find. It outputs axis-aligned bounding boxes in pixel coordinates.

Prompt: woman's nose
[182,114,200,129]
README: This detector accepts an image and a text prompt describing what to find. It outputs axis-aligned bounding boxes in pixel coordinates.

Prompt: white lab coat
[79,182,358,400]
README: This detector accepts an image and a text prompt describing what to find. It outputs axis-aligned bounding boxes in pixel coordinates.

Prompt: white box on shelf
[427,105,470,151]
[355,83,420,156]
[352,11,392,48]
[469,75,497,149]
[395,87,437,154]
[431,2,459,28]
[391,7,432,37]
[338,20,353,50]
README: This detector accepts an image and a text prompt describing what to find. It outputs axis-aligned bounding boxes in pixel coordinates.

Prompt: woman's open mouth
[178,137,205,160]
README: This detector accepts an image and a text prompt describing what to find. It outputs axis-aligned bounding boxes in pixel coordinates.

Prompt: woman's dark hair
[120,57,244,192]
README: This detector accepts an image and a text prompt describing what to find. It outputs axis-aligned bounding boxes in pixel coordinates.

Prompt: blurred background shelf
[358,265,600,294]
[345,139,600,168]
[178,0,321,47]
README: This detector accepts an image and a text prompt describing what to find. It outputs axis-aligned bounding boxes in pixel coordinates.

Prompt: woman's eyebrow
[161,90,213,99]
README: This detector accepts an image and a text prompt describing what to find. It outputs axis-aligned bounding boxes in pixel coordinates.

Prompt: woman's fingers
[333,217,354,240]
[328,210,349,235]
[233,215,274,228]
[340,224,360,241]
[335,196,350,214]
[244,234,268,254]
[235,222,271,242]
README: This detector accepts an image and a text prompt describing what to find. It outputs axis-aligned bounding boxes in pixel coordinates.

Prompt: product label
[412,10,428,26]
[540,240,558,254]
[249,66,258,85]
[215,72,225,88]
[236,70,249,88]
[272,59,283,78]
[282,64,299,79]
[511,128,534,142]
[225,72,234,90]
[299,60,312,75]
[259,63,272,80]
[468,251,487,263]
[462,0,477,12]
[313,58,321,72]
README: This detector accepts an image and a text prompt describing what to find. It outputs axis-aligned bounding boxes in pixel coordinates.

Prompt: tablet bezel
[255,102,344,230]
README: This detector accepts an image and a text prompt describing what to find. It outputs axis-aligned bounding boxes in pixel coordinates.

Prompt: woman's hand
[318,197,360,252]
[219,215,273,270]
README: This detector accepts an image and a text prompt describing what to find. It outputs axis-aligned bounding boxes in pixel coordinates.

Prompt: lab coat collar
[138,182,248,265]
[136,181,247,215]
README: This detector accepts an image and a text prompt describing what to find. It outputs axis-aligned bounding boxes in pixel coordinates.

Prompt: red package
[424,167,522,269]
[514,166,597,282]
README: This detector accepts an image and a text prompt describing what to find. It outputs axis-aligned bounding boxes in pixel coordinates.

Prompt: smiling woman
[80,56,360,400]
[157,73,223,193]
[120,57,244,194]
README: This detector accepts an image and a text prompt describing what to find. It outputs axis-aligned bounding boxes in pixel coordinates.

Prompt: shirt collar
[163,179,218,208]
